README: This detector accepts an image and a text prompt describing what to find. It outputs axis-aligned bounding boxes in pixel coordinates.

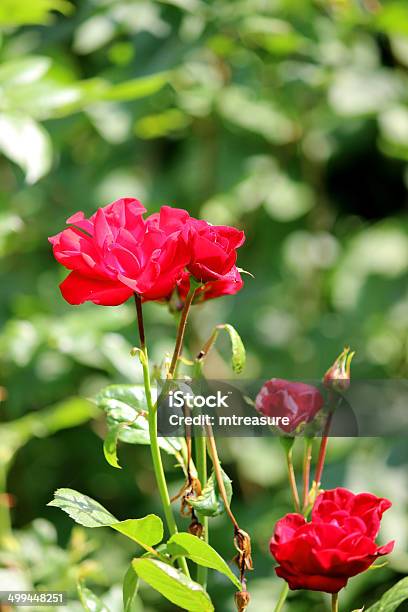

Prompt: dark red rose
[270,488,394,593]
[255,379,324,433]
[49,199,189,305]
[187,219,245,283]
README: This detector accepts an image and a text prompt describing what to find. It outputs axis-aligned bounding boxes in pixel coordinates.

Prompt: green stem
[0,464,12,547]
[206,426,239,531]
[134,294,189,577]
[193,359,208,587]
[314,408,334,488]
[332,592,339,612]
[168,283,198,378]
[286,449,300,513]
[195,434,208,587]
[274,582,289,612]
[302,438,313,512]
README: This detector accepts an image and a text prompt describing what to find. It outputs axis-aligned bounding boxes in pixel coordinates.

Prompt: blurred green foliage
[1,0,408,610]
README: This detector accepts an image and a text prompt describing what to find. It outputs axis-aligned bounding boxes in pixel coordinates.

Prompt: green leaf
[0,112,52,183]
[123,565,139,612]
[132,558,214,612]
[103,424,123,469]
[77,581,109,612]
[167,533,241,590]
[48,488,163,550]
[95,384,184,457]
[71,73,169,109]
[366,577,408,612]
[111,517,163,547]
[0,0,72,26]
[188,469,232,517]
[48,488,117,527]
[96,384,149,415]
[218,324,246,374]
[0,57,51,86]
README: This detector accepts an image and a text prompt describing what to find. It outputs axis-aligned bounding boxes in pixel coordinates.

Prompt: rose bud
[323,346,354,392]
[270,487,394,593]
[255,379,324,434]
[234,590,251,612]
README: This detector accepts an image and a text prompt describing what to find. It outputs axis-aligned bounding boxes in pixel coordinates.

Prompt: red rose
[50,201,246,306]
[270,488,394,593]
[49,199,189,305]
[255,379,324,433]
[187,219,245,283]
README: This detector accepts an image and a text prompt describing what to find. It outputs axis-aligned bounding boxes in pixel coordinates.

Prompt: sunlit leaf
[77,581,109,612]
[0,57,51,86]
[73,15,115,55]
[132,558,214,612]
[48,488,117,528]
[218,324,246,374]
[0,113,52,183]
[103,424,124,469]
[123,565,139,612]
[217,85,298,144]
[167,533,241,589]
[48,488,163,549]
[366,577,408,611]
[0,0,72,26]
[95,384,184,457]
[111,517,163,547]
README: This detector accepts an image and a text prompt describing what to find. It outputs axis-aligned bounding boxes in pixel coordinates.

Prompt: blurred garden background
[1,0,408,609]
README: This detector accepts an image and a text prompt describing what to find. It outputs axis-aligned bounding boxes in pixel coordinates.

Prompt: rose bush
[270,487,394,593]
[255,379,324,433]
[50,199,245,306]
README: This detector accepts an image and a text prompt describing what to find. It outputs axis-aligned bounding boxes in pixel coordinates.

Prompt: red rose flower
[187,219,245,283]
[270,488,394,593]
[49,199,189,305]
[255,379,324,433]
[50,201,246,306]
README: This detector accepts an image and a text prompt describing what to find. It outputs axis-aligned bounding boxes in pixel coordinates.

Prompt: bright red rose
[270,488,394,593]
[187,219,245,283]
[255,379,324,433]
[49,199,189,305]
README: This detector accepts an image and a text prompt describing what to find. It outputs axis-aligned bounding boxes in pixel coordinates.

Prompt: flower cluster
[270,487,394,593]
[49,198,245,306]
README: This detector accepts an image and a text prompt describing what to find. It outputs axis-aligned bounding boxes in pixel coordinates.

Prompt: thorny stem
[134,294,190,577]
[332,592,339,612]
[286,449,300,513]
